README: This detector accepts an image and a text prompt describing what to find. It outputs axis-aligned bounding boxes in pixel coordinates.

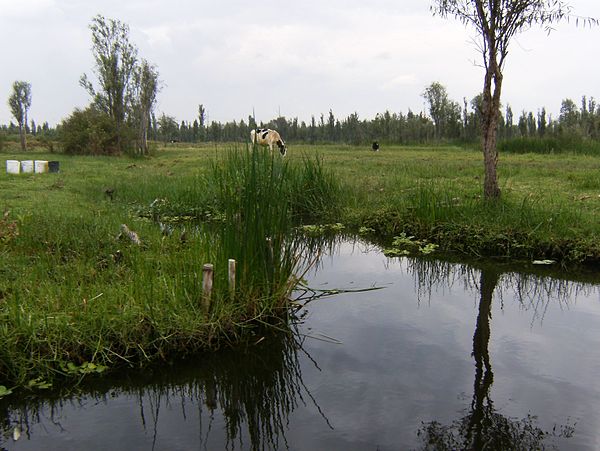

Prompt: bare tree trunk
[481,56,503,200]
[18,123,27,151]
[139,110,148,155]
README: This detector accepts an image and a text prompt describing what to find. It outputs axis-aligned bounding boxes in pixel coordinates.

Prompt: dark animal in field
[372,141,380,151]
[250,128,287,156]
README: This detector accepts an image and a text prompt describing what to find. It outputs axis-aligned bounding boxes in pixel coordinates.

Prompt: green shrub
[59,107,121,155]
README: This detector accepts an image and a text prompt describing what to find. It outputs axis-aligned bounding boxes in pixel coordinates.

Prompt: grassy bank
[2,142,600,389]
[302,143,600,264]
[0,145,341,388]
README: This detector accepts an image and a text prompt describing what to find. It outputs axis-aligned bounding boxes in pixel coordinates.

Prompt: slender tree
[8,81,32,151]
[131,59,160,155]
[504,104,513,138]
[431,0,596,200]
[157,113,179,144]
[198,104,206,141]
[422,81,451,140]
[80,15,138,152]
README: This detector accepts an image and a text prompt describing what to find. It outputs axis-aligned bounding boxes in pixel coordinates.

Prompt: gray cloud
[1,0,598,126]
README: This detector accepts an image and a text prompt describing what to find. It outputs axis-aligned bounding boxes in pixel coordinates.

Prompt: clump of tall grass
[287,154,343,223]
[206,146,342,315]
[208,146,299,315]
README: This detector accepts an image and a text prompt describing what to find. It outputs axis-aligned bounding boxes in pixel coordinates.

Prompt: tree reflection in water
[415,262,578,450]
[0,330,330,451]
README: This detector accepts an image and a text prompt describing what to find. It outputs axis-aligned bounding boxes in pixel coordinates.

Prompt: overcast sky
[1,0,599,127]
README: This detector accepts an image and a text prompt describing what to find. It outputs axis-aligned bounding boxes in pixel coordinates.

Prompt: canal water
[2,240,600,450]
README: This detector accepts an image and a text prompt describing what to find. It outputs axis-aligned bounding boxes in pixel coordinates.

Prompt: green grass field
[1,142,600,389]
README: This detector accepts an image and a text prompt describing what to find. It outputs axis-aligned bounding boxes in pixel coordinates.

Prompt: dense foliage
[3,82,599,152]
[144,94,600,148]
[59,107,121,155]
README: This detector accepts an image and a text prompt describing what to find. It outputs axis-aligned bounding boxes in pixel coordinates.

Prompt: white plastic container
[21,160,34,173]
[34,160,49,173]
[6,160,20,174]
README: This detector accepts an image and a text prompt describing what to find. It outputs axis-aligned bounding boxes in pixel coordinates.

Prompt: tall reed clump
[287,154,343,223]
[207,146,311,318]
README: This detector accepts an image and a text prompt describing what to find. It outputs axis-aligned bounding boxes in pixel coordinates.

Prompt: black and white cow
[250,128,287,156]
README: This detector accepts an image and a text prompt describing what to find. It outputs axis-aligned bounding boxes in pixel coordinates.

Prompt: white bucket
[6,160,20,174]
[34,160,49,173]
[21,160,34,173]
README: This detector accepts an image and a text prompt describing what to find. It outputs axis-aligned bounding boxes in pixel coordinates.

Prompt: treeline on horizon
[2,93,600,152]
[3,13,600,156]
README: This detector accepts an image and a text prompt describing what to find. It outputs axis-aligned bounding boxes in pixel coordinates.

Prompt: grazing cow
[250,128,287,156]
[372,141,380,152]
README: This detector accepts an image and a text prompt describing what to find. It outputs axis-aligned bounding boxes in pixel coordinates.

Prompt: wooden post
[228,259,236,297]
[202,263,214,311]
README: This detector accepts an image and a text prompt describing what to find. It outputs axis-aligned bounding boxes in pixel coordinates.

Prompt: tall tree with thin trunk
[422,81,451,140]
[198,104,206,142]
[80,15,138,152]
[131,59,160,155]
[431,0,596,200]
[8,81,32,151]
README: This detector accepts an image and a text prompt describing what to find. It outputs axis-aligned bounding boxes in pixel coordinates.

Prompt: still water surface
[3,241,600,450]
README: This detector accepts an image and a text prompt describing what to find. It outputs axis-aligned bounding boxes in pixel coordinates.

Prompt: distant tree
[309,116,317,144]
[505,105,514,139]
[344,112,364,145]
[248,114,257,132]
[151,113,158,140]
[537,108,547,136]
[208,121,223,141]
[431,0,595,200]
[198,104,206,141]
[130,59,160,155]
[8,81,32,151]
[518,111,528,137]
[527,112,537,136]
[466,93,484,140]
[157,113,179,144]
[326,109,336,141]
[319,114,326,141]
[179,120,188,141]
[422,81,452,139]
[559,98,580,131]
[192,119,199,142]
[80,15,138,152]
[585,97,599,139]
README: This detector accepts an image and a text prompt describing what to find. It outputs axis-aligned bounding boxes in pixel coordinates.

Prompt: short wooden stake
[202,263,214,311]
[228,259,236,297]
